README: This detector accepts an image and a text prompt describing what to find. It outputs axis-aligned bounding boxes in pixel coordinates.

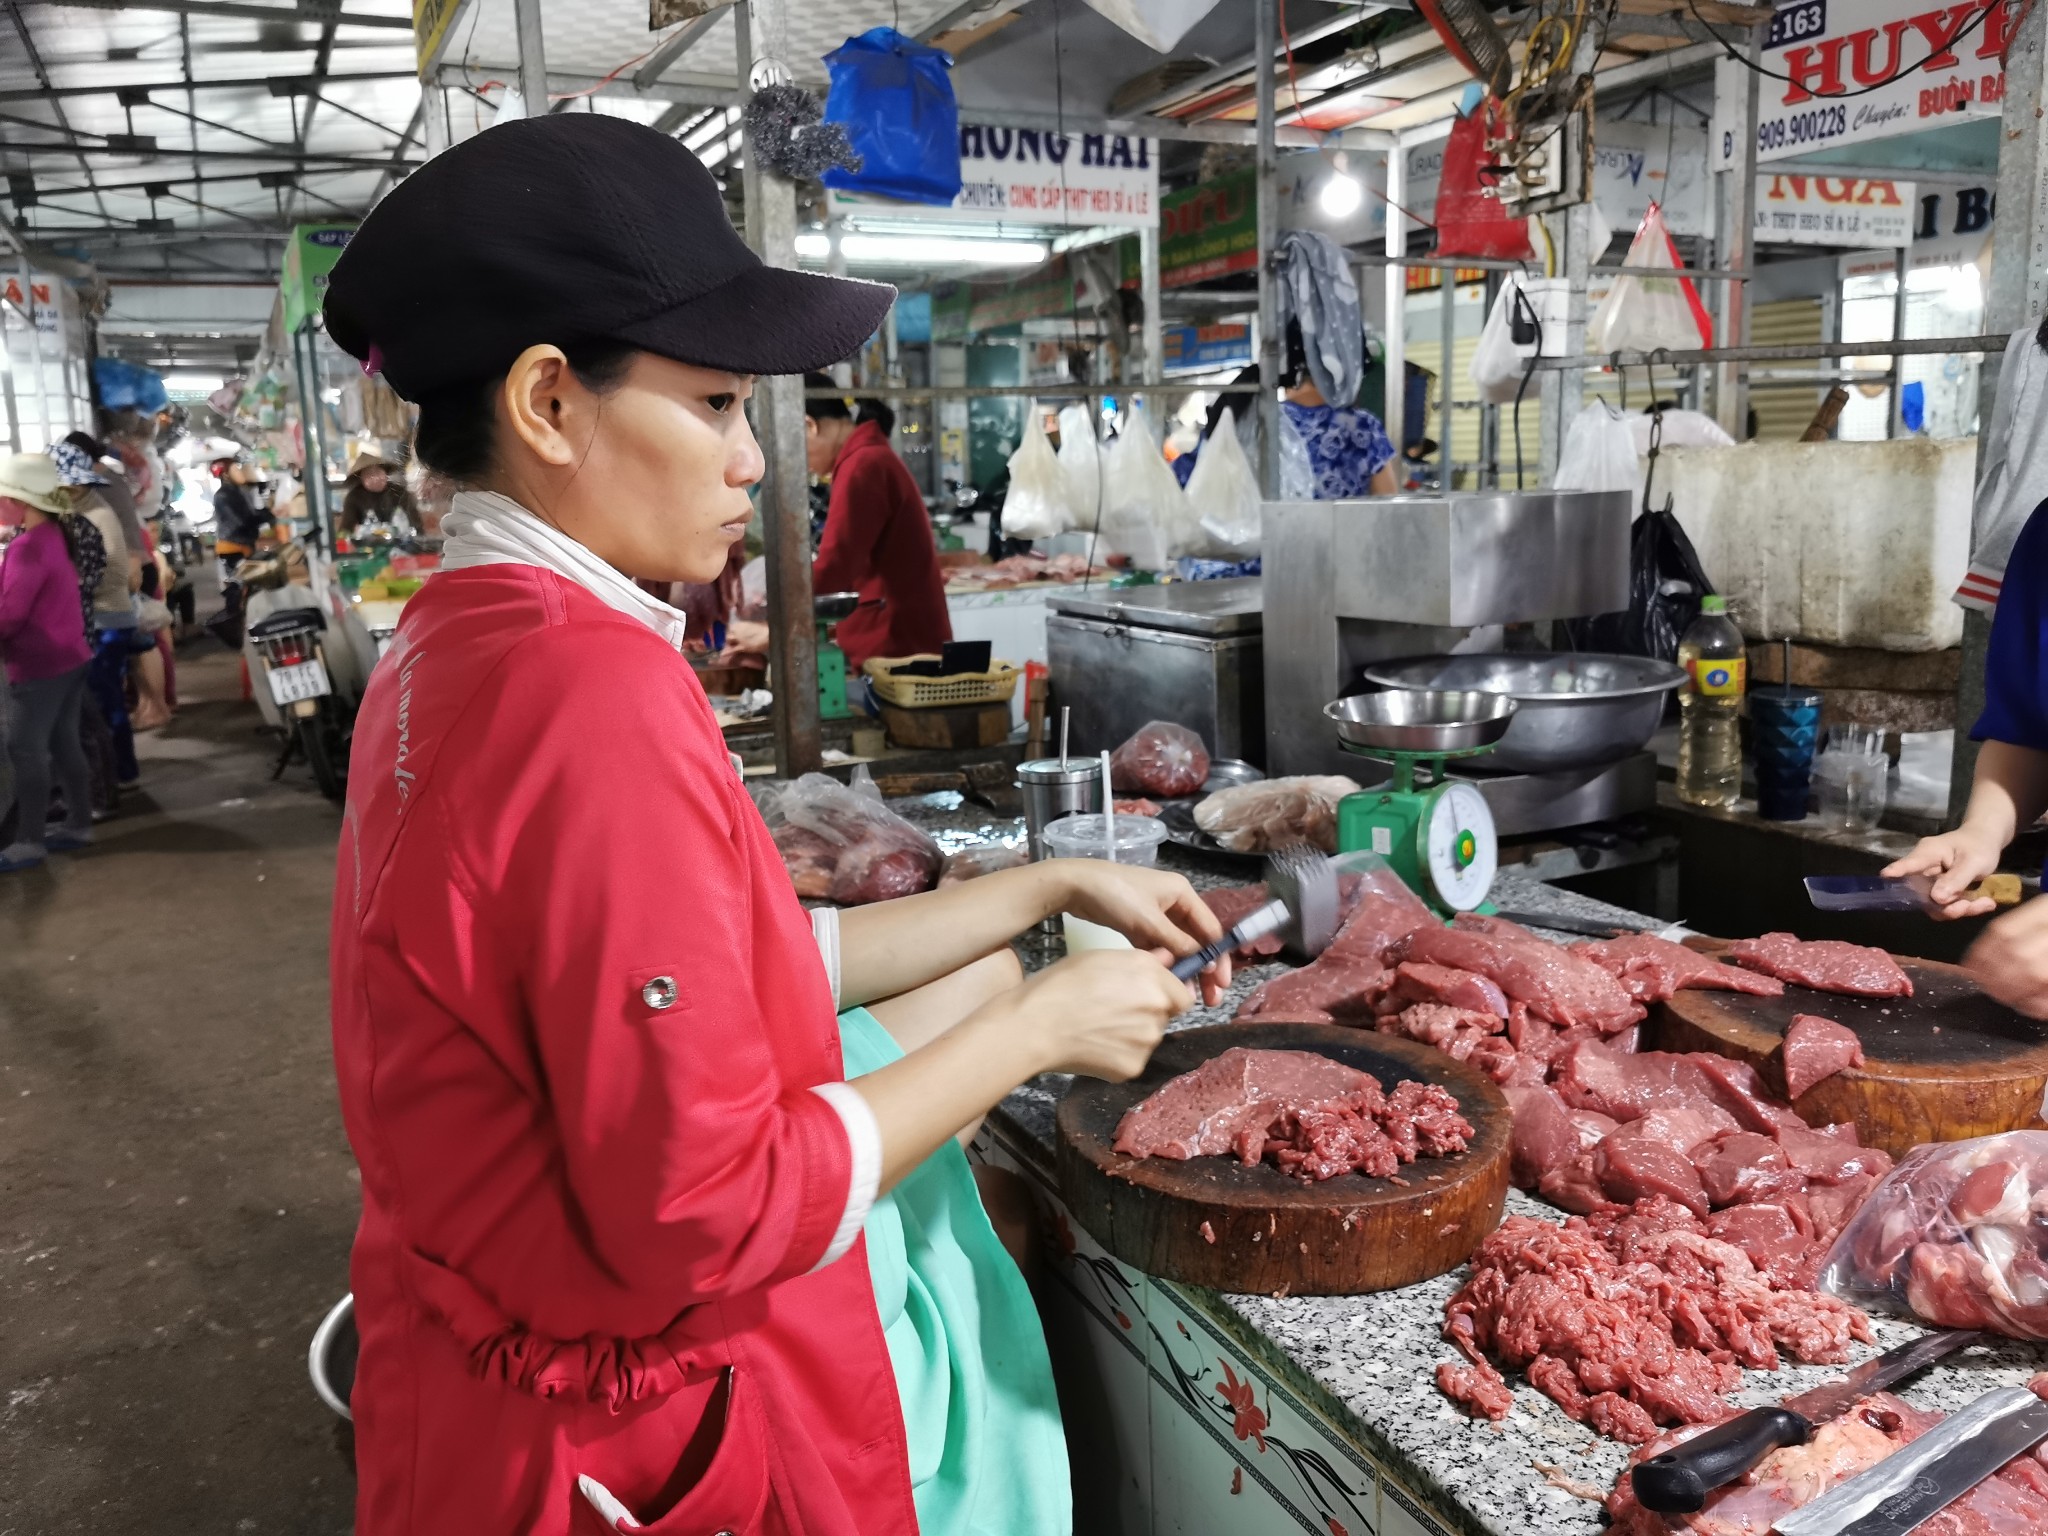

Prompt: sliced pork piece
[1726,932,1914,997]
[1574,931,1788,1003]
[1781,1013,1867,1099]
[1112,1047,1373,1158]
[1373,960,1508,1018]
[1389,917,1645,1035]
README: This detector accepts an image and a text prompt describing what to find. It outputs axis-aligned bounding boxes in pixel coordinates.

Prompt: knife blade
[1490,908,1646,939]
[1630,1331,1984,1513]
[1774,1385,2048,1536]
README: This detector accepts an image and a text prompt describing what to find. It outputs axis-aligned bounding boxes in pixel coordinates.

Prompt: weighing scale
[815,591,859,722]
[1325,691,1518,913]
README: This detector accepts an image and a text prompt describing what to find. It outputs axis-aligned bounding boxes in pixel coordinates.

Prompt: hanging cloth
[1275,229,1364,408]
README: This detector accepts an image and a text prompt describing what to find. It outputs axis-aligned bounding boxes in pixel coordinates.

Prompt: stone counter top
[883,793,2048,1534]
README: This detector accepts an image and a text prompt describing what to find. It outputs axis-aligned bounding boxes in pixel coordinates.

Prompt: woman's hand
[721,619,770,657]
[1054,860,1233,1005]
[1965,895,2048,1017]
[1883,826,2005,919]
[988,949,1191,1081]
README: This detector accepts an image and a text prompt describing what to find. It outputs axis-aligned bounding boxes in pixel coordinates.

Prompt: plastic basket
[864,655,1021,709]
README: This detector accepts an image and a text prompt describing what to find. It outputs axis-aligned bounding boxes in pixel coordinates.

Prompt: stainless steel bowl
[1324,690,1518,755]
[1202,759,1265,793]
[1362,653,1685,773]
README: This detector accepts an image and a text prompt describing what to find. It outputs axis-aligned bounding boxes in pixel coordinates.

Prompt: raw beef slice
[1727,933,1913,998]
[1781,1013,1866,1099]
[1113,1047,1371,1159]
[1374,961,1509,1018]
[1573,932,1787,1004]
[1390,916,1644,1035]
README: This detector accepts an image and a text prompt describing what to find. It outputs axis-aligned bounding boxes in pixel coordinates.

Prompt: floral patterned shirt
[1282,401,1396,500]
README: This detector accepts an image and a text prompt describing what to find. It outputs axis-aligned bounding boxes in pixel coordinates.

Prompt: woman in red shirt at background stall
[320,114,1228,1536]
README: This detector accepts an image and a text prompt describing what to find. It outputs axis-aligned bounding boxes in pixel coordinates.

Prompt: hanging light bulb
[1319,151,1363,219]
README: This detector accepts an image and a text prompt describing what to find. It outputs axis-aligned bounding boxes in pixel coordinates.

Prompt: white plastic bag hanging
[1079,0,1225,51]
[1587,203,1714,357]
[1057,403,1105,532]
[1472,277,1537,406]
[1000,409,1070,541]
[1184,406,1262,553]
[1553,401,1644,501]
[1101,404,1199,566]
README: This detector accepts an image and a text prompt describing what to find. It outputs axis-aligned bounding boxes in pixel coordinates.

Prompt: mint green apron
[838,1007,1072,1536]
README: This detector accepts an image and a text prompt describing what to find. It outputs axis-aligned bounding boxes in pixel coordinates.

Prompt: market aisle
[0,642,357,1534]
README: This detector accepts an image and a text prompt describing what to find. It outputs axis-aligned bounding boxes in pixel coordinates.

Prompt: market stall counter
[874,796,2048,1536]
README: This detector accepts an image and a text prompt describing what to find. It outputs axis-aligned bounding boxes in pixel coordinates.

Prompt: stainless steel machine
[1262,490,1674,837]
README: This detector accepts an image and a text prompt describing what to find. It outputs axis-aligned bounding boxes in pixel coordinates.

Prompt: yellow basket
[864,655,1021,709]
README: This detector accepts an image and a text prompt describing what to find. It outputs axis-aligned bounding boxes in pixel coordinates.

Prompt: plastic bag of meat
[938,842,1029,886]
[1193,775,1365,854]
[756,772,943,906]
[1109,720,1211,799]
[1819,1131,2048,1340]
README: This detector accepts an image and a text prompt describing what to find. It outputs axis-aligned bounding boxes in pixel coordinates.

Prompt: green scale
[1324,690,1520,914]
[815,591,860,722]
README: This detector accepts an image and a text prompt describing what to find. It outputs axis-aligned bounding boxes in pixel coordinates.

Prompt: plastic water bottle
[1677,595,1745,808]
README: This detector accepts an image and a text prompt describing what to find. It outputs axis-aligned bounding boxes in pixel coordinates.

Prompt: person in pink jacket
[0,451,93,872]
[321,115,1232,1535]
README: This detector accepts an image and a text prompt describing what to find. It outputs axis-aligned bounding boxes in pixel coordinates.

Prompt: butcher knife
[1489,908,1646,939]
[1630,1330,1985,1513]
[1772,1382,2048,1536]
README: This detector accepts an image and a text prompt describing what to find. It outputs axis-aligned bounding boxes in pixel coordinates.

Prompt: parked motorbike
[247,606,348,801]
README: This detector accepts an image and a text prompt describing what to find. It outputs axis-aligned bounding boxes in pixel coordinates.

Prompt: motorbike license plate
[267,659,331,706]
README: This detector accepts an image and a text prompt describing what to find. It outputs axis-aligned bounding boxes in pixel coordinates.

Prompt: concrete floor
[0,641,358,1533]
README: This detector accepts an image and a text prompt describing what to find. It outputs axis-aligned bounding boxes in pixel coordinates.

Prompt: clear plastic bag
[1192,775,1364,854]
[755,771,943,906]
[1183,405,1262,554]
[1001,409,1070,541]
[1554,401,1644,499]
[1819,1132,2048,1339]
[1587,203,1714,357]
[1110,720,1211,799]
[1057,403,1105,532]
[1101,405,1200,564]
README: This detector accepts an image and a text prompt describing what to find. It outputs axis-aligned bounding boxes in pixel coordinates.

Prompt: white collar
[438,489,690,651]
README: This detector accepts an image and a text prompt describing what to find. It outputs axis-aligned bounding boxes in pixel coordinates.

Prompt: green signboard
[1159,168,1256,288]
[282,223,354,333]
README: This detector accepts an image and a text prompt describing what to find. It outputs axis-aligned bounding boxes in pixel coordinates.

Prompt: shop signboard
[1717,0,2015,167]
[1839,175,1994,276]
[1159,168,1255,287]
[1755,173,1917,247]
[1161,322,1253,374]
[2,274,59,335]
[829,128,1158,229]
[282,223,354,332]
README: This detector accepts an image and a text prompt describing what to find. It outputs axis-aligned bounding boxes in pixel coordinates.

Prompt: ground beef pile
[1438,1196,1874,1444]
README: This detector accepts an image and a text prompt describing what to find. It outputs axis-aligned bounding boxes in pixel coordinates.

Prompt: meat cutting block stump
[1055,1025,1511,1296]
[1657,942,2048,1158]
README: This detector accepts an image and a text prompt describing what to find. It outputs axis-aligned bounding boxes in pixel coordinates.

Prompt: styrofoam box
[1656,438,1975,652]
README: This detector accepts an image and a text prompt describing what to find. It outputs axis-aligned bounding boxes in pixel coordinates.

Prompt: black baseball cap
[324,114,895,401]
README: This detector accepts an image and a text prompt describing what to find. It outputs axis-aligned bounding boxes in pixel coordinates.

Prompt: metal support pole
[739,0,821,776]
[422,84,450,159]
[1253,0,1280,496]
[1382,144,1406,473]
[1478,271,1500,488]
[1710,36,1760,439]
[1140,222,1163,387]
[16,256,45,450]
[1887,245,1910,440]
[1535,24,1603,485]
[1438,274,1455,490]
[513,0,548,121]
[1954,0,2048,819]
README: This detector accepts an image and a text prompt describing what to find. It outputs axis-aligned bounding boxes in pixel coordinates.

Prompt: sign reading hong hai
[828,128,1161,229]
[1746,0,2016,162]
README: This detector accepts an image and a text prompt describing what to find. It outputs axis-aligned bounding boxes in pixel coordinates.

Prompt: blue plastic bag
[93,357,169,414]
[820,29,961,207]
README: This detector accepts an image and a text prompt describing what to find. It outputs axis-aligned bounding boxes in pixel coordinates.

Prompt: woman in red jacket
[322,116,1227,1536]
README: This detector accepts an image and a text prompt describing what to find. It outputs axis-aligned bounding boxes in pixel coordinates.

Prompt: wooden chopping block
[1657,944,2048,1158]
[1056,1025,1510,1296]
[878,700,1012,750]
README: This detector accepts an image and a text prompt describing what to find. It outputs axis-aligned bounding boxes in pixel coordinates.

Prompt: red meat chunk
[1696,1131,1807,1208]
[1594,1132,1711,1217]
[1200,884,1286,959]
[1574,932,1788,1004]
[1706,1203,1815,1283]
[1390,915,1645,1035]
[1727,933,1913,997]
[1435,1359,1514,1420]
[1781,1013,1866,1099]
[1235,887,1431,1023]
[1374,1003,1504,1063]
[1503,1082,1581,1187]
[1373,961,1509,1018]
[1774,1123,1893,1186]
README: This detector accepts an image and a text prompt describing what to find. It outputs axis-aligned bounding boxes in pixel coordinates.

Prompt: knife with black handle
[1629,1330,1983,1514]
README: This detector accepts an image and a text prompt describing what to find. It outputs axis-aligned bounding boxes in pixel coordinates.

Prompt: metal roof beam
[0,69,414,104]
[633,8,724,91]
[0,139,418,167]
[1128,4,1395,118]
[22,0,411,26]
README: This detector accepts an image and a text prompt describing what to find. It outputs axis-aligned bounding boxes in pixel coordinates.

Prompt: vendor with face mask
[321,114,1227,1536]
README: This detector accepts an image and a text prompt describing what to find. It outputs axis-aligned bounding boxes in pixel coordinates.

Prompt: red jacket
[812,421,952,670]
[330,565,915,1535]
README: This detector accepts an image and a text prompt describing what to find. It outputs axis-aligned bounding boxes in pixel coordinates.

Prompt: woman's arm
[1370,462,1399,495]
[1885,739,2048,917]
[0,536,45,642]
[834,858,1230,1008]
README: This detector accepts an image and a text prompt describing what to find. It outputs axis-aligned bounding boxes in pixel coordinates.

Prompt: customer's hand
[1883,826,2005,919]
[993,949,1190,1081]
[1965,895,2048,1017]
[1056,859,1232,1005]
[720,619,770,657]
